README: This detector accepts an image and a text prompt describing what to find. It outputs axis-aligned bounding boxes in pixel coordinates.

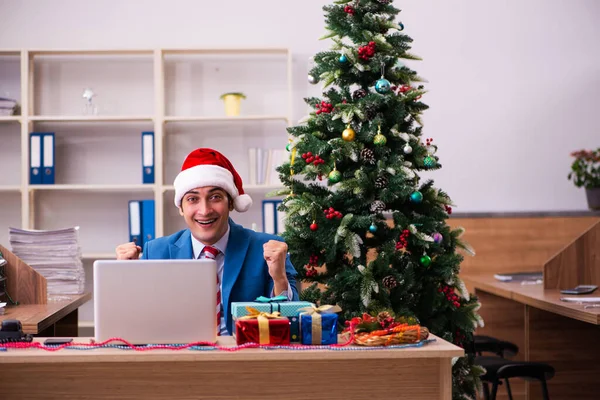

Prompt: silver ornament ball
[308,74,318,85]
[403,144,413,154]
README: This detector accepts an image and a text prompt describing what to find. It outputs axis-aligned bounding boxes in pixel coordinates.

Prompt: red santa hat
[173,148,252,212]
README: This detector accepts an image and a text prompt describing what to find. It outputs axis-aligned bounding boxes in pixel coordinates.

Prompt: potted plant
[568,148,600,210]
[220,92,246,117]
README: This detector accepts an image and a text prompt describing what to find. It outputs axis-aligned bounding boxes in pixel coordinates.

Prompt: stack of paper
[9,227,85,295]
[0,96,17,116]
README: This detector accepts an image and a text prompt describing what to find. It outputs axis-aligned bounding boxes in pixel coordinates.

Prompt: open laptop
[93,259,217,344]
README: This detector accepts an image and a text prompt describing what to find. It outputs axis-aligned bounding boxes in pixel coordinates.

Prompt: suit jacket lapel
[170,229,194,259]
[222,219,250,320]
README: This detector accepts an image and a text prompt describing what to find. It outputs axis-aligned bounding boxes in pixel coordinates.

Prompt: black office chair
[473,335,555,400]
[474,335,519,357]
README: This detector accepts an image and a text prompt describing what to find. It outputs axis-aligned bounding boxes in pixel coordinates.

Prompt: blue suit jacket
[140,219,298,334]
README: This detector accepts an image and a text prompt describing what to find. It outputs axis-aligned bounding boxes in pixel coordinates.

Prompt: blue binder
[42,133,55,184]
[29,133,42,184]
[141,199,156,246]
[142,131,154,184]
[262,200,283,235]
[128,200,142,245]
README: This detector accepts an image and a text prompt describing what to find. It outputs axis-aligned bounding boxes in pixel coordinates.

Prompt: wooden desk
[0,293,91,336]
[0,335,462,400]
[464,274,600,400]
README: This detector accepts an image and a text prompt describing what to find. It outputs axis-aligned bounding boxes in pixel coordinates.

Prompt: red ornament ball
[310,223,318,231]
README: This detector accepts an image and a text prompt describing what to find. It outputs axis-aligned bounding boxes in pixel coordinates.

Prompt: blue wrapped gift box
[231,298,314,342]
[299,308,340,345]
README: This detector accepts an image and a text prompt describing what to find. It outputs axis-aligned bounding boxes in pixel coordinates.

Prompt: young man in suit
[115,148,298,335]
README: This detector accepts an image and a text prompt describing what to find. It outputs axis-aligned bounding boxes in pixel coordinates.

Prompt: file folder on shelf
[141,199,156,245]
[128,200,156,248]
[128,200,142,246]
[142,131,155,184]
[262,200,284,235]
[42,133,55,184]
[29,133,42,184]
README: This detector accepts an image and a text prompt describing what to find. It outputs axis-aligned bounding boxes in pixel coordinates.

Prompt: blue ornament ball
[410,191,423,203]
[369,224,378,233]
[375,78,391,94]
[339,54,348,63]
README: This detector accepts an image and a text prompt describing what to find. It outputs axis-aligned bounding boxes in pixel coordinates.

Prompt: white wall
[1,0,599,212]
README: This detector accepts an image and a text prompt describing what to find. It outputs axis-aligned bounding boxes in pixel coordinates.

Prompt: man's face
[179,186,233,245]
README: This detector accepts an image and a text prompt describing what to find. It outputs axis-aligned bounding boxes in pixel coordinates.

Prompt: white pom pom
[233,194,253,212]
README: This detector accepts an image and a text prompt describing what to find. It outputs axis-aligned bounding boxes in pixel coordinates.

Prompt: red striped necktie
[200,246,221,336]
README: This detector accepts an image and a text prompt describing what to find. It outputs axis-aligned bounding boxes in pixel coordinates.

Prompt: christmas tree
[275,1,483,398]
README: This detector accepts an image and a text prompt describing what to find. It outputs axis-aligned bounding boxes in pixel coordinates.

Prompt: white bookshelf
[0,116,21,122]
[29,116,154,122]
[0,186,21,192]
[0,48,293,326]
[28,184,155,192]
[164,115,289,123]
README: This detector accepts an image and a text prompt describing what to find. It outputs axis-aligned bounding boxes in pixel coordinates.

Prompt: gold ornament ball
[373,133,387,146]
[342,127,356,142]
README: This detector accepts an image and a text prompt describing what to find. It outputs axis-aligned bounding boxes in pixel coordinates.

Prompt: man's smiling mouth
[195,218,217,225]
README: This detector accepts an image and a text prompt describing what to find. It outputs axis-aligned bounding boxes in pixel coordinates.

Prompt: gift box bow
[238,306,286,345]
[299,305,342,345]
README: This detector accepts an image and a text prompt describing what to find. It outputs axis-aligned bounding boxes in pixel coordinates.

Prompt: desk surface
[463,274,600,325]
[0,293,92,334]
[0,334,463,363]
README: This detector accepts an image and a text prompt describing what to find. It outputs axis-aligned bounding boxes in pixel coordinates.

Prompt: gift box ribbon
[299,305,342,345]
[254,295,288,303]
[238,306,283,345]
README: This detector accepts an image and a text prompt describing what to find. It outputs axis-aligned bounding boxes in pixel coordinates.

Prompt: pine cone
[377,311,393,322]
[352,88,367,100]
[375,175,388,189]
[370,200,386,213]
[361,148,376,165]
[383,275,398,289]
[364,104,377,120]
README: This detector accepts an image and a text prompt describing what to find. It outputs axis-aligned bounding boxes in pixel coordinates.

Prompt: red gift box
[234,307,290,345]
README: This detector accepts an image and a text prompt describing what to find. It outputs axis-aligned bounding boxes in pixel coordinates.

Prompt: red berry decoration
[310,222,318,231]
[399,85,412,93]
[301,152,325,166]
[304,253,320,277]
[315,101,334,115]
[454,329,465,346]
[439,284,461,308]
[344,5,355,15]
[324,207,343,219]
[444,204,453,215]
[395,229,410,250]
[358,42,376,61]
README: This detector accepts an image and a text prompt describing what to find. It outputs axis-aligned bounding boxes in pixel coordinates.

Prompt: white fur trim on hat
[173,164,252,212]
